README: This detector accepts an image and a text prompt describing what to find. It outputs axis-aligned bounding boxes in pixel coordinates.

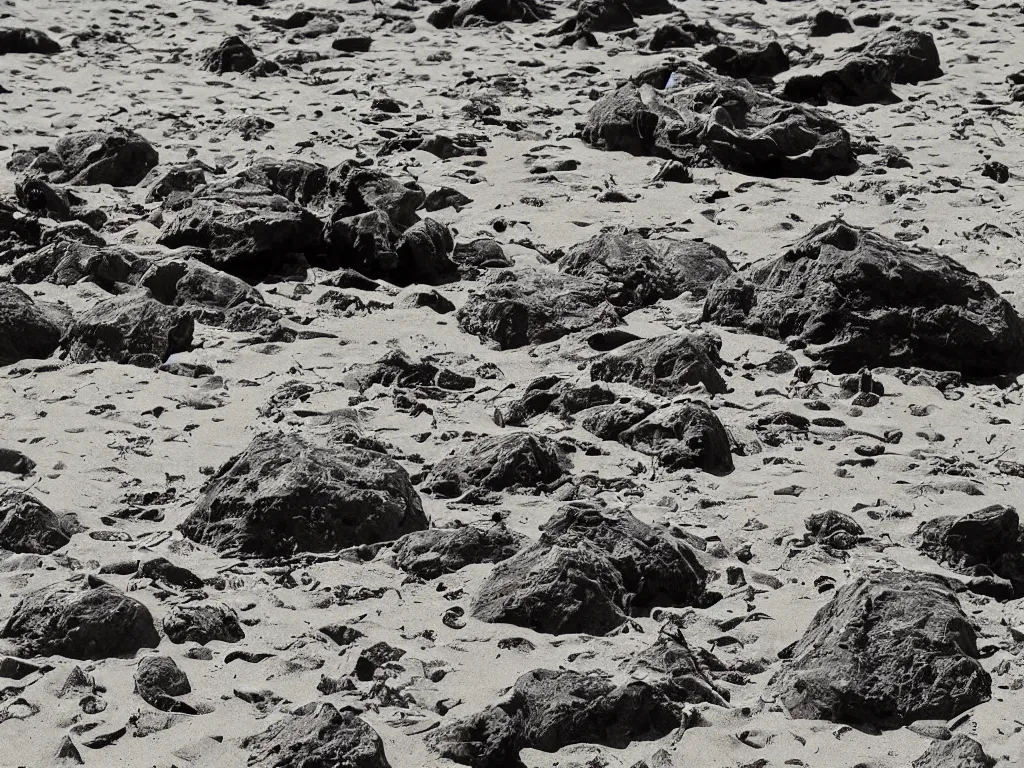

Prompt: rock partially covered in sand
[243,703,392,768]
[915,504,1024,599]
[701,42,790,81]
[135,655,195,714]
[429,668,679,766]
[703,219,1024,376]
[912,736,996,768]
[0,489,75,554]
[559,228,733,309]
[17,128,159,186]
[0,28,61,55]
[494,376,615,427]
[163,602,245,645]
[180,432,428,558]
[618,401,734,473]
[458,270,622,349]
[0,283,66,366]
[2,576,159,659]
[424,433,571,497]
[444,0,551,27]
[627,632,729,706]
[62,292,194,367]
[583,61,856,179]
[590,333,727,396]
[391,523,528,579]
[200,35,258,73]
[771,570,991,726]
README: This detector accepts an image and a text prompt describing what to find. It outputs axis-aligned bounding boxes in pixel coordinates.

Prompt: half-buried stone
[0,489,77,554]
[703,219,1024,377]
[390,522,529,579]
[590,332,727,396]
[618,400,734,474]
[583,61,856,179]
[180,432,428,558]
[0,283,67,366]
[11,127,159,187]
[771,569,990,726]
[423,432,571,497]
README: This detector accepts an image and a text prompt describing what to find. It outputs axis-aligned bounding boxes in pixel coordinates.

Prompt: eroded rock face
[15,128,159,186]
[243,703,393,768]
[583,61,856,179]
[180,432,428,558]
[391,523,528,579]
[0,283,66,366]
[424,433,571,497]
[915,505,1024,599]
[589,333,727,396]
[428,668,679,767]
[457,270,623,349]
[559,229,733,310]
[771,570,991,726]
[702,219,1024,376]
[2,576,159,659]
[618,401,734,473]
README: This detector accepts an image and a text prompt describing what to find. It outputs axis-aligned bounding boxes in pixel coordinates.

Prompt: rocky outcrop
[424,433,570,497]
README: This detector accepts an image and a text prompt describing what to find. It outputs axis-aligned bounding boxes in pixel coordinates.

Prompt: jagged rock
[201,36,258,73]
[397,287,455,314]
[701,42,790,81]
[136,557,205,590]
[424,186,472,211]
[394,217,459,285]
[912,736,996,768]
[590,333,727,396]
[805,510,863,549]
[2,576,159,659]
[9,241,144,288]
[648,21,719,51]
[626,632,728,706]
[618,401,734,473]
[808,9,852,36]
[135,656,196,714]
[157,191,325,283]
[62,292,193,367]
[354,641,406,681]
[15,178,106,227]
[0,284,66,366]
[0,489,74,554]
[702,220,1024,376]
[0,201,41,260]
[446,0,551,27]
[180,432,428,557]
[549,0,635,36]
[345,349,474,393]
[138,257,266,321]
[429,668,679,766]
[579,399,657,440]
[583,61,856,179]
[0,449,35,476]
[0,27,61,54]
[144,165,208,203]
[915,505,1024,599]
[320,162,424,228]
[236,157,328,207]
[771,570,991,726]
[458,270,622,349]
[163,602,245,645]
[243,703,392,768]
[16,128,158,186]
[452,238,513,271]
[424,433,571,497]
[559,229,733,309]
[782,30,941,105]
[494,376,615,427]
[391,523,528,579]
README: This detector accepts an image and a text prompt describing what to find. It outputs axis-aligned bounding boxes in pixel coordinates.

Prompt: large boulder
[391,523,528,579]
[0,489,75,554]
[783,30,941,105]
[559,228,733,310]
[62,292,194,367]
[771,570,991,726]
[180,432,428,558]
[618,401,734,473]
[15,128,158,186]
[320,162,424,227]
[583,61,856,179]
[2,576,160,659]
[0,28,61,55]
[702,219,1024,376]
[428,668,679,767]
[243,703,392,768]
[10,241,146,289]
[915,505,1024,599]
[589,333,727,396]
[423,433,571,497]
[458,270,622,349]
[0,283,66,366]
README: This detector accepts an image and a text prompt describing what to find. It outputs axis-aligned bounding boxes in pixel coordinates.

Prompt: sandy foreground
[1,0,1024,766]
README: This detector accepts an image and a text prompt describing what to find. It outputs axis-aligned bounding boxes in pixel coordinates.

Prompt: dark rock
[321,162,424,228]
[0,27,61,55]
[702,219,1024,377]
[332,36,372,53]
[627,632,728,706]
[782,30,941,106]
[701,42,790,81]
[15,178,105,227]
[0,489,74,554]
[138,257,270,330]
[618,401,734,473]
[145,166,208,203]
[450,0,551,27]
[590,333,727,396]
[320,624,365,647]
[243,703,392,768]
[771,570,991,726]
[2,576,159,659]
[10,241,144,288]
[17,128,159,187]
[583,61,856,179]
[391,523,528,578]
[648,21,719,51]
[494,376,615,427]
[982,161,1009,184]
[912,736,996,768]
[457,270,622,349]
[397,287,455,314]
[452,238,512,271]
[180,432,428,558]
[805,510,863,549]
[424,187,472,212]
[549,0,635,36]
[915,505,1024,599]
[429,668,679,766]
[0,449,35,476]
[201,36,257,73]
[0,283,66,366]
[354,641,406,681]
[236,157,328,207]
[163,602,245,645]
[808,10,852,36]
[136,557,204,590]
[62,292,194,367]
[424,433,571,497]
[394,217,459,285]
[0,201,42,260]
[579,399,657,440]
[135,656,195,714]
